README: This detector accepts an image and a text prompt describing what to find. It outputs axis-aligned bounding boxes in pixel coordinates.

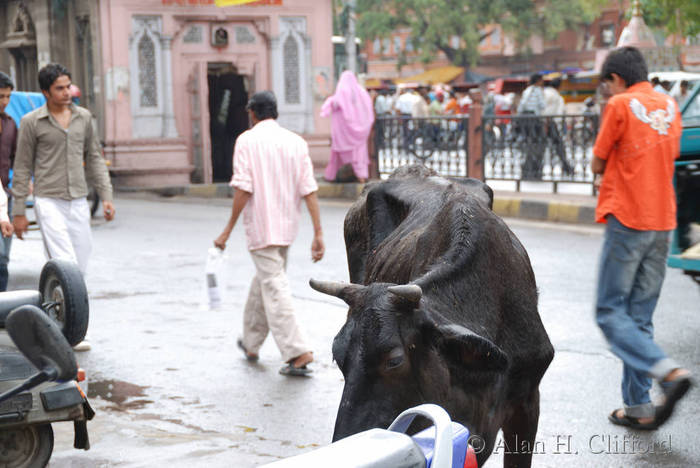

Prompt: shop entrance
[208,62,249,182]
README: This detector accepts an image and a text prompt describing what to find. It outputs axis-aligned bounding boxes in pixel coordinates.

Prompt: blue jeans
[0,197,12,291]
[595,215,677,418]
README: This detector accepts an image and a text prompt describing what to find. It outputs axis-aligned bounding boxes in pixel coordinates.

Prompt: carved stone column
[160,35,179,138]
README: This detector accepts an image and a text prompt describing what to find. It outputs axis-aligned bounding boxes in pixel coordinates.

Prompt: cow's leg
[501,389,540,468]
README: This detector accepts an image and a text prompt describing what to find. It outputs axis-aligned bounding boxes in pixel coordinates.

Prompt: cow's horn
[309,279,354,299]
[387,284,422,303]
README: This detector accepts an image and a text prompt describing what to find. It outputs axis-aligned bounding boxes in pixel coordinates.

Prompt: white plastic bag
[205,247,225,310]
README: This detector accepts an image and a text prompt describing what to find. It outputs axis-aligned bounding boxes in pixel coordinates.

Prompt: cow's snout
[332,387,397,441]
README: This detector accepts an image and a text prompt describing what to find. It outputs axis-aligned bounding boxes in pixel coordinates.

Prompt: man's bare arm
[304,192,324,262]
[214,189,251,250]
[591,155,607,175]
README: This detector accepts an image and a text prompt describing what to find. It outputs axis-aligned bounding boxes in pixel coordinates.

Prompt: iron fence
[482,113,599,192]
[374,115,470,177]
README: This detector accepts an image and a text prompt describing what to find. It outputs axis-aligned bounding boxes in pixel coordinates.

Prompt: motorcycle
[0,260,93,467]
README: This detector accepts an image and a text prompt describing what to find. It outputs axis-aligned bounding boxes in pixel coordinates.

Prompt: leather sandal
[608,409,657,430]
[279,362,313,377]
[655,374,692,427]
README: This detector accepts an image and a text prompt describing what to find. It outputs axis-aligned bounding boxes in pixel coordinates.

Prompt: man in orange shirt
[592,47,692,430]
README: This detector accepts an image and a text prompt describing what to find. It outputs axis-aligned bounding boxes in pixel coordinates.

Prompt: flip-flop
[237,339,259,362]
[608,409,657,430]
[279,362,313,377]
[655,375,692,427]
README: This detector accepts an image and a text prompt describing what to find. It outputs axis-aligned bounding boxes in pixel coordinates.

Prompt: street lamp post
[345,0,357,74]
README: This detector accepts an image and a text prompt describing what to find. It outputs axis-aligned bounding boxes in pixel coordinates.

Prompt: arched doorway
[207,62,249,182]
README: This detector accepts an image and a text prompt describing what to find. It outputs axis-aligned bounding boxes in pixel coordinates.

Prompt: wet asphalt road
[7,193,699,468]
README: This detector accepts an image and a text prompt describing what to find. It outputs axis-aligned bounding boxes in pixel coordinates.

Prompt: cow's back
[344,169,492,283]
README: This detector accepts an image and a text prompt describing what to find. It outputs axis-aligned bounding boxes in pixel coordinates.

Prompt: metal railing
[374,115,470,177]
[482,113,599,192]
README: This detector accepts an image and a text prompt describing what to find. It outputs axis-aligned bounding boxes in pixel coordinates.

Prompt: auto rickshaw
[668,82,700,284]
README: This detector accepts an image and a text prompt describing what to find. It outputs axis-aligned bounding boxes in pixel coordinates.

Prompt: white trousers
[33,197,92,276]
[241,246,310,362]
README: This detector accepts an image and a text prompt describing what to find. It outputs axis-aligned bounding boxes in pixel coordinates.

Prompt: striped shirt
[230,119,318,251]
[517,85,545,115]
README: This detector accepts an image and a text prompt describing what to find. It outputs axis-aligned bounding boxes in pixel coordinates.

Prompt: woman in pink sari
[321,71,374,183]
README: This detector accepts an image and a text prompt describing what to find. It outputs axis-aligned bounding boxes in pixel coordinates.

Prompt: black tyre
[39,260,89,347]
[0,424,53,468]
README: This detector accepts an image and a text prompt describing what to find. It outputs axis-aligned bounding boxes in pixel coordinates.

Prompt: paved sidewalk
[118,179,598,225]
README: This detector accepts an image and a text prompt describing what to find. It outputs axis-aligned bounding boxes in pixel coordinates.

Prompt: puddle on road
[91,291,158,300]
[89,379,153,411]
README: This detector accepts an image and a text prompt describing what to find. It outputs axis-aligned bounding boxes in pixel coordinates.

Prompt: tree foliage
[640,0,700,39]
[355,0,607,68]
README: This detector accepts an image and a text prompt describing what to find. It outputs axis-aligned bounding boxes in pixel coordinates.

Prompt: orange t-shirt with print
[593,81,681,230]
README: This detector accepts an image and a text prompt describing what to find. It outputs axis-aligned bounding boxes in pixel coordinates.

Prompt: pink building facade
[98,0,333,186]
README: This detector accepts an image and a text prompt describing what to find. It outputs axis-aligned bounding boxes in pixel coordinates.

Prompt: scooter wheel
[0,424,53,468]
[39,260,90,347]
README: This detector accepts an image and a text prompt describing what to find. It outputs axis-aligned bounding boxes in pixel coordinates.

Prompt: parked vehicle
[0,261,93,467]
[668,81,700,283]
[648,71,700,100]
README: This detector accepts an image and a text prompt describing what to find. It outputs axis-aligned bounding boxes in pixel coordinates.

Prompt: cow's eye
[386,349,404,370]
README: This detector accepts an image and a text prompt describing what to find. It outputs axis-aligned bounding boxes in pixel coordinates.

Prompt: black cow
[310,165,554,468]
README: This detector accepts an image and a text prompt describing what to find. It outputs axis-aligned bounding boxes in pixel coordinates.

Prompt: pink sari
[321,71,375,181]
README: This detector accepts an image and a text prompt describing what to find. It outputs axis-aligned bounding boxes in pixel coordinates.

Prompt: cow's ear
[435,324,508,372]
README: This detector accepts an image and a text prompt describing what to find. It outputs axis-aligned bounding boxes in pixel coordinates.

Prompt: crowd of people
[358,73,582,180]
[373,84,472,119]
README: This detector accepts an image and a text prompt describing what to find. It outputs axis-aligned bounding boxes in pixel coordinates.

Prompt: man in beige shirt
[12,64,114,349]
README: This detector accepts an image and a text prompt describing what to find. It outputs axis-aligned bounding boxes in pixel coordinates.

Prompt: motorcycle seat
[0,291,43,327]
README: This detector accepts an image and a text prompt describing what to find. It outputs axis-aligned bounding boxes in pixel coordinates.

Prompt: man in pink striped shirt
[214,91,324,376]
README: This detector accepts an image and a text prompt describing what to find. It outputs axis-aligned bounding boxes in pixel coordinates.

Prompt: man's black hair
[600,47,648,87]
[529,73,542,85]
[0,72,14,90]
[546,78,562,89]
[38,63,71,91]
[246,90,278,120]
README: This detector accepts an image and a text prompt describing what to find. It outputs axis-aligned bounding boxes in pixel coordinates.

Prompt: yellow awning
[215,0,262,6]
[363,78,382,88]
[543,72,562,80]
[394,66,464,85]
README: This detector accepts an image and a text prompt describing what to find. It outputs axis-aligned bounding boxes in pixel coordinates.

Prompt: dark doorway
[208,63,249,182]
